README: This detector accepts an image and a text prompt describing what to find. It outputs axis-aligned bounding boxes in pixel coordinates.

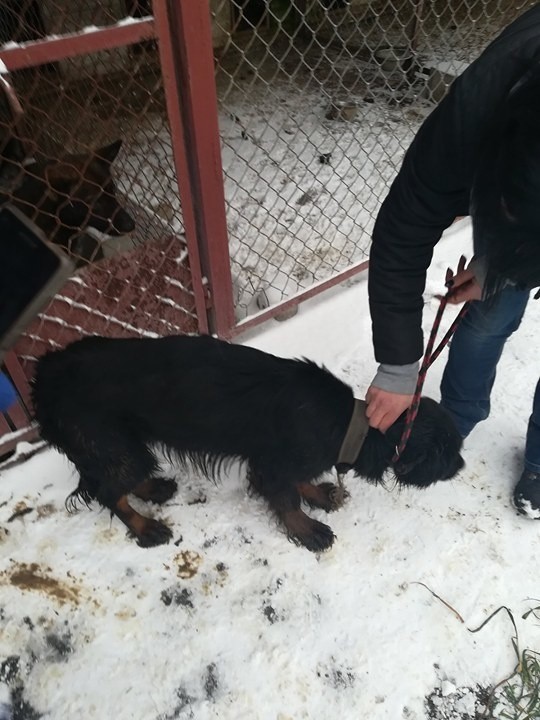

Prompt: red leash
[392,296,470,463]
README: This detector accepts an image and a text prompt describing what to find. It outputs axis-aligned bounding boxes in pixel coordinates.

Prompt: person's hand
[438,255,482,305]
[365,386,413,432]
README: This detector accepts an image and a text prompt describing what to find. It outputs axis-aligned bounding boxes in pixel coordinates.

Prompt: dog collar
[335,398,369,474]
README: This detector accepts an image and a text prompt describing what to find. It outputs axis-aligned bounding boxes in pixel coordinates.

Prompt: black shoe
[513,470,540,518]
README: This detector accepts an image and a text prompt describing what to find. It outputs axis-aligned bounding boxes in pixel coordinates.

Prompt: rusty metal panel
[163,0,235,337]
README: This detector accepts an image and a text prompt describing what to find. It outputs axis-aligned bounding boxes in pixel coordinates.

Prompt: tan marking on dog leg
[115,495,148,535]
[297,481,349,511]
[114,495,172,548]
[297,482,326,505]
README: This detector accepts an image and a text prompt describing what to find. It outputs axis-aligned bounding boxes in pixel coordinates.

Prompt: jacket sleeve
[368,133,466,365]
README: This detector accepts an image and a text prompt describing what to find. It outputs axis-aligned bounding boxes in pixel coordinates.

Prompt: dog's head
[43,139,135,236]
[356,397,464,487]
[387,397,464,487]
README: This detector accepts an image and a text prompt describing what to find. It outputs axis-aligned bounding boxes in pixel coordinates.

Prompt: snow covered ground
[1,217,539,720]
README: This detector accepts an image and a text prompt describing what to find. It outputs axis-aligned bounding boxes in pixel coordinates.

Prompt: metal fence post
[160,0,236,338]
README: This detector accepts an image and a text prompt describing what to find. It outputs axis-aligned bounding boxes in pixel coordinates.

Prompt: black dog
[5,140,134,267]
[32,335,464,551]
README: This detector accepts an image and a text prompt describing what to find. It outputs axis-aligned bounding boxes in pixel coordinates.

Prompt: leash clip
[331,469,349,507]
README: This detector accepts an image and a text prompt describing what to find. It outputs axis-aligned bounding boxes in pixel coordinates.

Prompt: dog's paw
[319,481,350,511]
[298,481,349,512]
[135,518,173,548]
[284,510,335,552]
[300,519,336,552]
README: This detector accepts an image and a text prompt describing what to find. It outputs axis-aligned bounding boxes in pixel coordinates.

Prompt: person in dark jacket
[366,4,540,517]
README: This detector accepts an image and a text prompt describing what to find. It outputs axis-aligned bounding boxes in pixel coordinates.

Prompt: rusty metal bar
[0,18,156,71]
[5,400,29,429]
[153,1,210,335]
[0,426,39,459]
[0,413,11,435]
[231,259,370,338]
[164,0,235,337]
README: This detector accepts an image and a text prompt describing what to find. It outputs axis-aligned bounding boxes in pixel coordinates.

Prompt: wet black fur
[32,334,464,550]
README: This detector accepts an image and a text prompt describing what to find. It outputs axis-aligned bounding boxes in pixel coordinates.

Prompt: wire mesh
[213,0,534,319]
[0,0,535,370]
[0,0,535,454]
[0,0,199,384]
[0,0,151,40]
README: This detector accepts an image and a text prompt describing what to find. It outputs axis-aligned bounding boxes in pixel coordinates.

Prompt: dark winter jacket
[369,3,540,366]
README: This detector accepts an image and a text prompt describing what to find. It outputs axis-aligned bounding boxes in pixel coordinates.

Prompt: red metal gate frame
[230,259,370,337]
[171,3,370,340]
[0,4,220,338]
[0,0,371,460]
[158,0,236,337]
[1,0,370,342]
[0,2,227,458]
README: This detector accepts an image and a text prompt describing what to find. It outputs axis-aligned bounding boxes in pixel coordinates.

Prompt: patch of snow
[1,222,540,719]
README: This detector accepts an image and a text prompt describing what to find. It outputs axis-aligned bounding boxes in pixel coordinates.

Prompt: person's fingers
[451,268,475,287]
[367,407,392,432]
[445,256,471,291]
[365,391,384,429]
[437,279,474,302]
[365,388,413,430]
[446,279,482,304]
[446,291,468,304]
[376,412,394,433]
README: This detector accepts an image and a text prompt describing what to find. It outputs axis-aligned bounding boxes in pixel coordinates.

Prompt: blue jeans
[440,287,540,472]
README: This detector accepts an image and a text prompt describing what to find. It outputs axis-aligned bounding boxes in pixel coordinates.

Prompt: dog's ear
[94,140,122,165]
[45,161,81,198]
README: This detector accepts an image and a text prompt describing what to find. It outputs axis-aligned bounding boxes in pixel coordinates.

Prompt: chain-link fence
[1,1,200,352]
[0,0,535,457]
[213,0,533,320]
[0,0,204,456]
